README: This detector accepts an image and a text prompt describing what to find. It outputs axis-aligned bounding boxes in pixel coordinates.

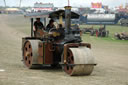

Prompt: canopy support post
[31,18,33,37]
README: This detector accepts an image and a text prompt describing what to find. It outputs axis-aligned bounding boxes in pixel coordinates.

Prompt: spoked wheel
[64,49,74,75]
[63,47,95,76]
[23,41,33,68]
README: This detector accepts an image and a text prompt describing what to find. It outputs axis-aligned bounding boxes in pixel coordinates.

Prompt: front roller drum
[63,48,94,76]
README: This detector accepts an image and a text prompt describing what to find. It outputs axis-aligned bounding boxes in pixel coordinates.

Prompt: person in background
[46,19,56,32]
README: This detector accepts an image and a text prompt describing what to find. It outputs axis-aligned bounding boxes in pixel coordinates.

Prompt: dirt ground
[0,14,128,85]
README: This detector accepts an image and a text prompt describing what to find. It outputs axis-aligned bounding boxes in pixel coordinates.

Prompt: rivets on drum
[31,52,33,57]
[67,51,70,56]
[25,47,27,51]
[67,59,71,64]
[25,56,27,61]
[67,66,69,70]
[71,56,74,61]
[29,60,31,64]
[70,66,73,70]
[29,44,31,48]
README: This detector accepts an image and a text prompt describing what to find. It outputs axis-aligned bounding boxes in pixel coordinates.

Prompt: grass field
[80,25,128,43]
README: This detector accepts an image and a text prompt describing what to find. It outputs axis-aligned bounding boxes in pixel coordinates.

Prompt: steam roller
[22,6,96,76]
[22,39,95,76]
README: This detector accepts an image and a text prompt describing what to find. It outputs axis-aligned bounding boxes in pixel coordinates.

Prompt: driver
[34,18,45,37]
[46,19,56,32]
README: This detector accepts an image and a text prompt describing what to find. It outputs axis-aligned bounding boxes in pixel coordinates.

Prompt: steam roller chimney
[65,6,72,34]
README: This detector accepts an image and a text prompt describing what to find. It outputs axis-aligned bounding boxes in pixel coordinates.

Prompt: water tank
[86,14,116,24]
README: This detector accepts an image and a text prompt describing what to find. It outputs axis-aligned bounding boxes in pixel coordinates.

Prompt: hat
[49,19,54,23]
[36,18,40,20]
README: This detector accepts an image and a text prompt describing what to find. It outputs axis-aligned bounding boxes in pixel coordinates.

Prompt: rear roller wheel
[23,40,42,69]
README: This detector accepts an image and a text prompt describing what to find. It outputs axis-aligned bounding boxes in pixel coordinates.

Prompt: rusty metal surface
[44,42,53,64]
[38,42,43,64]
[64,48,74,75]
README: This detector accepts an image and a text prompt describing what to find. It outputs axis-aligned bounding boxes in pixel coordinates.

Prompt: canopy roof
[49,10,79,19]
[24,10,79,19]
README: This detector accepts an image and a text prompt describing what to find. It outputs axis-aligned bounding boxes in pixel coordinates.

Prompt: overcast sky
[0,0,127,8]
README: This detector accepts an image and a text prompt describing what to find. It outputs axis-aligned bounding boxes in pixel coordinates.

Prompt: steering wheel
[49,28,57,34]
[49,28,60,37]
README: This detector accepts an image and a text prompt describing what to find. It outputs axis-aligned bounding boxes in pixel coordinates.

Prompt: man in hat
[34,18,45,37]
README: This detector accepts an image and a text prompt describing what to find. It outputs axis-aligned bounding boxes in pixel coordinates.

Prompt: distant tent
[5,8,20,12]
[5,8,21,14]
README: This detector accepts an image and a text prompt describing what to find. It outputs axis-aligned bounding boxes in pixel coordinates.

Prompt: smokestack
[65,6,71,34]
